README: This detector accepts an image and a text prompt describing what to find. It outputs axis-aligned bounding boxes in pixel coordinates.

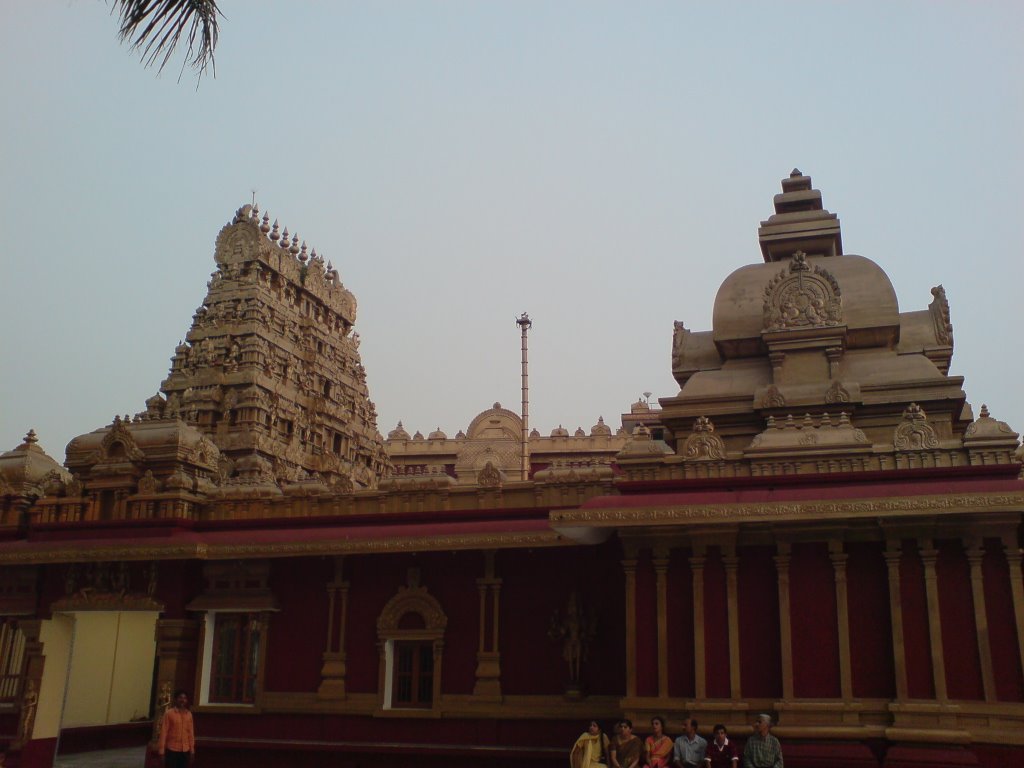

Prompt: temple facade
[0,172,1022,768]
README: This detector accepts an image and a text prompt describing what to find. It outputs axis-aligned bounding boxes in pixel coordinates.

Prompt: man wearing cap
[742,714,782,768]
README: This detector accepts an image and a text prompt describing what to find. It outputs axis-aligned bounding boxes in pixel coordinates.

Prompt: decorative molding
[550,493,1024,526]
[682,417,726,461]
[0,530,567,565]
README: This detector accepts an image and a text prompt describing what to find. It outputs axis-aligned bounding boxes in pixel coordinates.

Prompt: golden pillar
[920,541,948,701]
[318,555,350,699]
[473,550,503,700]
[774,541,794,701]
[829,540,853,702]
[690,547,707,700]
[622,544,639,699]
[654,545,670,698]
[723,546,742,700]
[884,540,909,700]
[966,540,996,702]
[1001,534,1024,687]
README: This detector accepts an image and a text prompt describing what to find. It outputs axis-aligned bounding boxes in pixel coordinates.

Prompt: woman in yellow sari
[644,717,672,768]
[570,720,610,768]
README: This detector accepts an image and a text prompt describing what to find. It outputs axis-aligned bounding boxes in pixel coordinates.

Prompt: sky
[1,2,1022,461]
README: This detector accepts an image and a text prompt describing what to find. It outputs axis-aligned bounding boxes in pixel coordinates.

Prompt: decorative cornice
[0,530,568,565]
[551,493,1024,527]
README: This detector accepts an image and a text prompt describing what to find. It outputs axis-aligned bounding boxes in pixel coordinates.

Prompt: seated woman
[644,716,673,768]
[612,719,642,768]
[570,720,610,768]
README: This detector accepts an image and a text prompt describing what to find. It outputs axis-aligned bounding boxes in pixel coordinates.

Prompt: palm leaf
[114,0,222,78]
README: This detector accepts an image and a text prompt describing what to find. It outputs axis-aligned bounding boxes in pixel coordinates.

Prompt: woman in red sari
[644,716,672,768]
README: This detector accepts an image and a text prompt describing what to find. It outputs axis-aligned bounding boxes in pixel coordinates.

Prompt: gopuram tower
[150,204,390,490]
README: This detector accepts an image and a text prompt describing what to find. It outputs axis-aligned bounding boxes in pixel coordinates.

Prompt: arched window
[376,570,446,713]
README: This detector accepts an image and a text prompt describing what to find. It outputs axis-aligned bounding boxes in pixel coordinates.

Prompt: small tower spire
[516,312,533,481]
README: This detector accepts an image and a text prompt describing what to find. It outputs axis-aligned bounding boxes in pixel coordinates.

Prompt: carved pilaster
[690,548,707,700]
[829,540,853,702]
[318,556,349,699]
[1003,536,1024,681]
[966,541,996,702]
[653,546,670,698]
[723,546,742,700]
[473,550,503,701]
[154,619,201,713]
[884,541,908,700]
[622,545,639,699]
[774,542,793,701]
[920,542,948,701]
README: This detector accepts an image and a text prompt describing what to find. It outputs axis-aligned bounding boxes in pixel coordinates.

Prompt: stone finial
[980,404,990,418]
[23,429,38,446]
[260,212,271,233]
[299,242,308,263]
[289,234,300,255]
[269,220,280,241]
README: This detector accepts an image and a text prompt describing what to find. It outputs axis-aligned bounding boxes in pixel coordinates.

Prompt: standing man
[673,718,707,768]
[742,714,782,768]
[158,690,195,767]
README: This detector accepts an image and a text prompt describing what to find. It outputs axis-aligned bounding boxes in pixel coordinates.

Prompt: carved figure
[548,591,597,689]
[671,320,689,367]
[18,680,37,745]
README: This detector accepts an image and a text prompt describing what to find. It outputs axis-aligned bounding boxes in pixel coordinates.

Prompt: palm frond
[115,0,222,78]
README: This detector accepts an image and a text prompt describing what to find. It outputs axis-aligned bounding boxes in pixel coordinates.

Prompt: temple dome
[428,428,447,440]
[712,253,900,356]
[590,417,612,436]
[387,421,411,440]
[0,430,70,496]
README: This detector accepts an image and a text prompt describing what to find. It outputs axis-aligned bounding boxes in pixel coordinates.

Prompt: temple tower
[153,204,390,489]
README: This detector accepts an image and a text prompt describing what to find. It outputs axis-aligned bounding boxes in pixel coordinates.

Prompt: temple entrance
[49,611,159,761]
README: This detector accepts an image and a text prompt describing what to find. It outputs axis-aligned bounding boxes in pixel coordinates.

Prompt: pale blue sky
[1,2,1022,459]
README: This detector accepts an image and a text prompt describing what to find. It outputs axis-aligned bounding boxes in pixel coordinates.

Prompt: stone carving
[964,404,1017,439]
[17,680,37,746]
[682,416,726,461]
[548,591,597,696]
[477,461,502,488]
[894,403,939,450]
[929,285,953,346]
[763,251,842,331]
[137,469,159,494]
[151,680,172,744]
[825,380,851,403]
[96,416,145,463]
[672,320,690,368]
[762,385,786,408]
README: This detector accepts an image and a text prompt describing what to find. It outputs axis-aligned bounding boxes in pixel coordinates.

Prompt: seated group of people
[570,714,782,768]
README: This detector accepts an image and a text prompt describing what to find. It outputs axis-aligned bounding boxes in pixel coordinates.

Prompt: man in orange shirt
[158,690,195,767]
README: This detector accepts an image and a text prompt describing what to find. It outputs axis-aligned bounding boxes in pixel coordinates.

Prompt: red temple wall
[666,547,695,697]
[264,557,331,692]
[899,540,934,698]
[982,539,1024,701]
[846,541,895,698]
[703,548,729,699]
[499,541,624,696]
[936,539,984,700]
[737,545,780,698]
[790,541,840,698]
